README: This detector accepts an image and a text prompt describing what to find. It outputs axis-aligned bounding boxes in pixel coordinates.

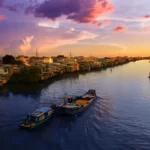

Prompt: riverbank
[0,59,143,95]
[0,56,146,87]
[5,59,140,85]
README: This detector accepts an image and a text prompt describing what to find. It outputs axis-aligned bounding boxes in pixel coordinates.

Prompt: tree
[8,66,41,83]
[2,55,15,64]
[13,60,24,65]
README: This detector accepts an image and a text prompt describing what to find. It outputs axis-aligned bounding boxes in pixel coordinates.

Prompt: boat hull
[55,90,97,116]
[19,115,53,130]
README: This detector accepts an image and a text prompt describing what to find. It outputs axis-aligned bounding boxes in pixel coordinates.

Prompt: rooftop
[30,107,51,117]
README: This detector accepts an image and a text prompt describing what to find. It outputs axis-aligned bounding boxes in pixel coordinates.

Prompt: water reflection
[0,72,80,96]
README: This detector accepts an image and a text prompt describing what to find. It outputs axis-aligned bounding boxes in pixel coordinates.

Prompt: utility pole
[69,52,72,59]
[36,49,39,58]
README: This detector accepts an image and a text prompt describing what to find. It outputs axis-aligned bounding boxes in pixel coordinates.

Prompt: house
[53,55,67,63]
[0,65,20,76]
[43,57,53,64]
[29,57,53,65]
[0,65,9,75]
[16,55,29,66]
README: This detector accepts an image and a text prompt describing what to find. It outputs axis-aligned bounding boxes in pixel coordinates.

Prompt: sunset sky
[0,0,150,57]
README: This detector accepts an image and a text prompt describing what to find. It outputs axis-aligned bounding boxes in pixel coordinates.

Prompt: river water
[0,60,150,150]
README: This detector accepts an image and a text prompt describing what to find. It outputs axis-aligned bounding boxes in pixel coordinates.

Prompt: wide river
[0,60,150,150]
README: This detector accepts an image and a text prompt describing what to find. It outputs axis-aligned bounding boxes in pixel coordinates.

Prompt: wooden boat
[54,89,97,115]
[19,106,54,129]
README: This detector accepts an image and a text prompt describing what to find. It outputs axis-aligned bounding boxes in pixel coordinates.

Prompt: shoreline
[1,60,138,89]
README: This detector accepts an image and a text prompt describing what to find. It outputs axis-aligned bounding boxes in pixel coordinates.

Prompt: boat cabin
[63,95,77,103]
[27,107,53,122]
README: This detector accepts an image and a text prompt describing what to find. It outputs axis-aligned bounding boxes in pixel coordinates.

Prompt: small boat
[54,89,97,115]
[19,106,54,129]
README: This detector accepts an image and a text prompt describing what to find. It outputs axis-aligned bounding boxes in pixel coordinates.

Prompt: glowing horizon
[0,0,150,57]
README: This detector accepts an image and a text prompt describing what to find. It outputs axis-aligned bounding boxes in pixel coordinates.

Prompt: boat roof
[29,107,52,117]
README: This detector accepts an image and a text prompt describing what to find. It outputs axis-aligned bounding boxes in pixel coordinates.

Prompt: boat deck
[75,99,90,106]
[61,103,81,108]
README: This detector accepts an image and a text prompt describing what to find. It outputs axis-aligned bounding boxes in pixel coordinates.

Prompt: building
[0,65,20,76]
[43,57,53,64]
[29,57,53,65]
[0,65,9,75]
[16,56,29,66]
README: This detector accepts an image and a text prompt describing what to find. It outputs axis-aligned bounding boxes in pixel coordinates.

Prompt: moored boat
[19,106,54,129]
[54,89,97,115]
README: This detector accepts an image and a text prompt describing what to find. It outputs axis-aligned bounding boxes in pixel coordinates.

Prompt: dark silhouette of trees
[2,55,24,65]
[2,55,15,64]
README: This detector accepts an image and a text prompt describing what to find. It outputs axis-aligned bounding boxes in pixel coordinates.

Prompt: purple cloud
[0,0,23,12]
[0,0,4,7]
[25,0,114,23]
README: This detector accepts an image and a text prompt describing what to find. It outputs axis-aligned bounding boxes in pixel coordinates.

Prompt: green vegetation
[8,66,41,84]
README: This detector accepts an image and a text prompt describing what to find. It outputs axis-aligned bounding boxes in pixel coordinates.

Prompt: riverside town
[0,54,148,87]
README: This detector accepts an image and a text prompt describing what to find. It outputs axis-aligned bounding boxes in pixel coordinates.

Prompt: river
[0,60,150,150]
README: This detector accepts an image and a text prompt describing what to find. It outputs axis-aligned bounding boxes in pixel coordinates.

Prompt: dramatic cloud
[3,29,97,55]
[0,0,4,7]
[26,0,114,23]
[20,36,34,54]
[0,0,23,12]
[4,36,34,55]
[39,28,98,50]
[114,26,126,32]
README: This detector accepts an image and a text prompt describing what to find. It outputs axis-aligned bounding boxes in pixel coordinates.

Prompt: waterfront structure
[29,57,53,65]
[0,55,145,85]
[43,57,53,64]
[0,65,9,75]
[16,56,29,66]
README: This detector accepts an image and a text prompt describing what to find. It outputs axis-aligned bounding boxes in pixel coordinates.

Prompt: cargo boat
[19,106,54,129]
[55,89,97,115]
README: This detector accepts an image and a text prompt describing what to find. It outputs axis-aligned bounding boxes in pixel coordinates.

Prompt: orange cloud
[26,0,114,24]
[143,15,150,19]
[114,26,126,32]
[0,14,4,21]
[97,19,110,26]
[89,19,110,27]
[20,36,34,54]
